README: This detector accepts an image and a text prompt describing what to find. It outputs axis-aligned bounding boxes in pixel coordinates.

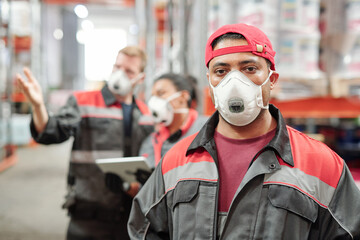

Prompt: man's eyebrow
[238,59,259,66]
[212,62,230,68]
[211,59,260,69]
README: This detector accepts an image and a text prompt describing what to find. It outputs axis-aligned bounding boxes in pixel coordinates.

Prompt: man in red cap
[128,23,360,239]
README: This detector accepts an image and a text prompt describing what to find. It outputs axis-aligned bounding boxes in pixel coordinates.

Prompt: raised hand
[16,67,44,108]
[16,67,48,133]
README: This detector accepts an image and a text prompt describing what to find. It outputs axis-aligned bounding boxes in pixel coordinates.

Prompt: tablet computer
[96,156,151,183]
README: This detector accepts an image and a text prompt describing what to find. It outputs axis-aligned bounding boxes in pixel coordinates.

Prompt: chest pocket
[167,180,199,210]
[268,184,318,223]
[166,181,216,240]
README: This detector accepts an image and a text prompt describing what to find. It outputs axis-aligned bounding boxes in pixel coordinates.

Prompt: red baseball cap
[205,23,276,70]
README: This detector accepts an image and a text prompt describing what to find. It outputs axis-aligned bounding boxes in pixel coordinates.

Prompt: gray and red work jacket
[128,105,360,240]
[30,85,153,217]
[139,109,208,168]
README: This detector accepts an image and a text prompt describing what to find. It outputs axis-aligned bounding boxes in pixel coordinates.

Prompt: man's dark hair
[211,32,246,49]
[185,74,198,106]
[154,73,194,107]
[211,32,272,69]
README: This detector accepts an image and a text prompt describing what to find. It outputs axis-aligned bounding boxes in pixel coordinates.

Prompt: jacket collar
[187,104,294,167]
[101,84,117,106]
[101,84,137,108]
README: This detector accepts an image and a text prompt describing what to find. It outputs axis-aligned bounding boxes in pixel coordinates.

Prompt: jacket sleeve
[139,134,156,169]
[30,95,81,144]
[325,163,360,239]
[128,162,170,240]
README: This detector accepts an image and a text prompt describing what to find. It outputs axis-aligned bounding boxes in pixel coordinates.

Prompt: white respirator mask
[209,70,273,126]
[108,70,144,96]
[147,92,189,126]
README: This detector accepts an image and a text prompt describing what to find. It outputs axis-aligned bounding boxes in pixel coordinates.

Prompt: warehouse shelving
[0,0,41,172]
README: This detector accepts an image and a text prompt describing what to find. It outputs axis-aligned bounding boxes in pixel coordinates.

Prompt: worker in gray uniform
[17,46,153,240]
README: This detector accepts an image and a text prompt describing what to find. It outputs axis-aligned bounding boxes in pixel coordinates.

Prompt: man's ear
[270,71,279,90]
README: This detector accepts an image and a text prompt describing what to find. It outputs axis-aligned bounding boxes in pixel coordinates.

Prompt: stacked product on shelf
[0,0,37,172]
[0,0,16,172]
[234,0,326,100]
[320,0,360,96]
[277,0,325,99]
[10,0,32,106]
[317,0,360,182]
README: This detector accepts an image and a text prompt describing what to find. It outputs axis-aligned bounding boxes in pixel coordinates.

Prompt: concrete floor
[0,139,73,240]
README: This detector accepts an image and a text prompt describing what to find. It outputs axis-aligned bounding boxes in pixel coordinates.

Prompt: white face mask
[209,70,273,126]
[108,70,144,96]
[108,70,132,96]
[148,92,189,126]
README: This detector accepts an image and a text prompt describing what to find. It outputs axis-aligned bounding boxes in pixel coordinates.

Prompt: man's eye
[215,69,226,75]
[246,67,257,72]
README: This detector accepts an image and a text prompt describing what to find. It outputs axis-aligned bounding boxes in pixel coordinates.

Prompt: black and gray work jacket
[31,85,153,210]
[128,105,360,240]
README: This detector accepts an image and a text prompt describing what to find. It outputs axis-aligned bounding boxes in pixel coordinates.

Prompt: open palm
[16,67,44,108]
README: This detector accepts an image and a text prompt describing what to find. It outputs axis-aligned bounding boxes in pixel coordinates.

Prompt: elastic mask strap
[208,79,215,89]
[167,92,189,114]
[130,72,145,85]
[207,77,218,109]
[166,91,182,102]
[174,108,189,114]
[257,70,273,109]
[260,70,273,87]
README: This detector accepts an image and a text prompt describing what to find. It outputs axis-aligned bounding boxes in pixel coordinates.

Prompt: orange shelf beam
[271,96,360,119]
[203,85,360,119]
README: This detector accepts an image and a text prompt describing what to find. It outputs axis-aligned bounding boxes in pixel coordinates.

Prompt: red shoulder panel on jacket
[73,90,106,108]
[161,134,214,175]
[135,99,150,115]
[286,126,344,188]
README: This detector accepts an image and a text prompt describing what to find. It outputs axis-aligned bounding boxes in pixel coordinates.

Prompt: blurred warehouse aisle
[0,139,72,240]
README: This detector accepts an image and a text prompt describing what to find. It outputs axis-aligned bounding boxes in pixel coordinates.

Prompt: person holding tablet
[16,46,153,240]
[106,73,208,194]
